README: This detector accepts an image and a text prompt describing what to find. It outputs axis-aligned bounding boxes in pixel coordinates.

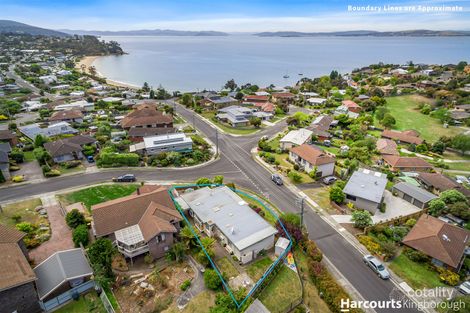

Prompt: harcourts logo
[340,287,466,312]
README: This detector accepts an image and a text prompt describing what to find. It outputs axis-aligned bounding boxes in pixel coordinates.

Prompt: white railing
[116,242,149,258]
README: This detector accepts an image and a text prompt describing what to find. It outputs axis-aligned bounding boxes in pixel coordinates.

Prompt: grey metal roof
[177,186,277,251]
[0,142,11,154]
[393,182,438,203]
[343,168,387,203]
[245,299,271,313]
[34,248,93,300]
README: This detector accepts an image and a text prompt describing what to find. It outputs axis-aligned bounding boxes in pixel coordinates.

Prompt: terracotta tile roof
[418,172,458,191]
[260,102,275,113]
[272,92,294,98]
[383,155,433,169]
[49,109,83,121]
[121,105,173,129]
[0,130,17,140]
[403,214,470,269]
[376,138,399,155]
[0,224,25,244]
[138,202,181,241]
[244,95,269,102]
[382,129,424,145]
[0,243,36,292]
[92,185,178,237]
[342,100,360,108]
[290,144,335,166]
[43,135,95,157]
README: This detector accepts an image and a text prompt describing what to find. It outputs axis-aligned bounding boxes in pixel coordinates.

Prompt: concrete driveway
[373,190,420,223]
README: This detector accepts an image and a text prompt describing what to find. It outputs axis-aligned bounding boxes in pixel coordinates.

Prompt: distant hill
[60,29,229,36]
[0,20,69,37]
[256,30,470,37]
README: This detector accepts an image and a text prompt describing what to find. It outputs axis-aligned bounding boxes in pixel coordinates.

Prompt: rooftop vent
[374,172,381,177]
[363,169,370,174]
[230,227,235,234]
[212,206,221,212]
[442,234,451,242]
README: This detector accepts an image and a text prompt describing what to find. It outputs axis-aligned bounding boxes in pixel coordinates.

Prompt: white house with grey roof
[279,128,313,150]
[343,168,388,214]
[129,133,193,155]
[176,186,278,264]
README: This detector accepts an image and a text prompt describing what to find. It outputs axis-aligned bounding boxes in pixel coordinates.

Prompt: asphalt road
[0,101,419,312]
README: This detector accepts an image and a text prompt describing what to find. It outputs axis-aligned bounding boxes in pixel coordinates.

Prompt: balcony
[115,241,150,258]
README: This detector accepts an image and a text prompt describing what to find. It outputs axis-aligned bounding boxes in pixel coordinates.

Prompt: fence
[39,280,95,312]
[99,287,116,313]
[363,210,425,234]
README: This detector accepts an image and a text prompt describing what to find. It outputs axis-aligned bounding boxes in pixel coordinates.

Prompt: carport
[392,182,437,209]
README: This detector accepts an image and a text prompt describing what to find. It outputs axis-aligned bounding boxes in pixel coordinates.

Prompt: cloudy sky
[1,0,470,32]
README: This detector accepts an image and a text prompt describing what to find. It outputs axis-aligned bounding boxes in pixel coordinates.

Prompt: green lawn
[164,291,215,313]
[24,151,35,162]
[58,164,86,175]
[258,265,302,313]
[246,257,273,281]
[375,95,463,143]
[389,253,445,289]
[54,292,106,313]
[200,111,260,135]
[215,257,239,279]
[303,187,335,213]
[273,153,314,184]
[0,198,43,227]
[446,162,470,172]
[58,184,138,210]
[239,193,278,225]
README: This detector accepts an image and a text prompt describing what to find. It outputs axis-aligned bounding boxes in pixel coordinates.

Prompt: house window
[346,194,357,201]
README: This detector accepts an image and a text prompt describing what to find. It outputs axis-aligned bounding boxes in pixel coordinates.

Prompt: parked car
[323,176,337,185]
[271,173,283,186]
[86,156,95,163]
[363,255,390,279]
[112,174,136,182]
[457,281,470,295]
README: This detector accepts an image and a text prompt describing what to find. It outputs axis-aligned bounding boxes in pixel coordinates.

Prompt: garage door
[403,194,413,203]
[414,200,424,208]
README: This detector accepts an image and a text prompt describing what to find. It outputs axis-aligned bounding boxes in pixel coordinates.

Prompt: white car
[457,281,470,295]
[363,255,390,279]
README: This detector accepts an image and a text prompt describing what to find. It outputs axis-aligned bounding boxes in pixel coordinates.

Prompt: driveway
[176,256,206,309]
[16,160,44,182]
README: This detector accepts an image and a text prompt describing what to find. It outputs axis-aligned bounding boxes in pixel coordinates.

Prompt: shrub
[351,210,372,229]
[11,214,22,223]
[438,268,460,286]
[45,170,61,177]
[63,160,82,168]
[379,202,386,213]
[10,149,24,163]
[405,218,416,227]
[12,175,24,183]
[97,152,139,167]
[16,222,36,234]
[23,237,41,249]
[403,247,428,263]
[180,279,191,291]
[377,233,388,242]
[144,253,154,264]
[72,224,89,247]
[66,209,86,229]
[329,186,345,204]
[358,235,381,255]
[203,269,222,290]
[288,170,303,183]
[380,241,397,260]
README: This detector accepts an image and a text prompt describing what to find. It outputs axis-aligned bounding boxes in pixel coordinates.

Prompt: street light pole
[216,128,219,156]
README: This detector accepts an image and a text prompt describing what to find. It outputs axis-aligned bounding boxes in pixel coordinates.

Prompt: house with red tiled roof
[381,129,424,145]
[403,214,470,271]
[289,144,335,177]
[376,138,399,155]
[341,100,361,113]
[271,92,295,112]
[91,185,182,260]
[243,95,269,103]
[120,104,173,130]
[382,155,433,172]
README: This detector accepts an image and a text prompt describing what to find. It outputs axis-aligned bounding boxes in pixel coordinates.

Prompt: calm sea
[93,35,470,92]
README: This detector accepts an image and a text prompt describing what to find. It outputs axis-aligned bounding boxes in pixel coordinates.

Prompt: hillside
[60,29,229,36]
[0,20,69,37]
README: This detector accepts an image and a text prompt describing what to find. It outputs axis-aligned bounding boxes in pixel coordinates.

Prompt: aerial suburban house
[19,122,78,140]
[381,129,424,145]
[271,92,295,111]
[216,106,254,127]
[43,135,96,163]
[403,214,470,271]
[308,115,333,142]
[130,133,193,155]
[417,172,470,198]
[254,102,275,114]
[391,182,438,209]
[376,138,399,155]
[206,95,238,109]
[0,225,41,313]
[54,100,94,112]
[0,129,18,146]
[120,104,173,130]
[280,128,313,150]
[343,168,387,214]
[0,142,11,180]
[243,95,269,104]
[382,155,433,172]
[341,100,362,113]
[176,186,278,264]
[92,185,182,260]
[34,248,94,310]
[49,109,84,124]
[289,144,335,177]
[128,127,176,143]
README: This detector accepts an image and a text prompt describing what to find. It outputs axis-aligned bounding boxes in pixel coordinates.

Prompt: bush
[180,279,191,291]
[16,222,36,234]
[288,170,303,183]
[66,209,86,229]
[45,170,61,177]
[11,214,22,223]
[403,247,428,263]
[203,269,222,290]
[351,210,372,229]
[358,235,381,255]
[380,241,397,260]
[405,218,416,227]
[12,175,24,183]
[63,160,82,168]
[72,224,89,247]
[10,149,24,163]
[438,268,460,286]
[97,152,139,167]
[329,186,345,204]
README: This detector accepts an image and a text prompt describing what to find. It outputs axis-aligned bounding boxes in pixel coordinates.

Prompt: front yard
[389,253,446,290]
[0,198,43,227]
[246,256,273,282]
[57,184,139,209]
[200,111,261,135]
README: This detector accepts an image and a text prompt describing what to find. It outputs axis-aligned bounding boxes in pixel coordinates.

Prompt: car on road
[363,255,390,279]
[457,281,470,295]
[112,174,136,182]
[322,176,337,185]
[271,173,283,186]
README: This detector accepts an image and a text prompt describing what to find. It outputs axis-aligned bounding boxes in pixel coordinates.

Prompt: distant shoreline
[76,55,139,90]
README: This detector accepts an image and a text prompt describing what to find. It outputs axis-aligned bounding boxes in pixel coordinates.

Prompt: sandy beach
[75,55,139,90]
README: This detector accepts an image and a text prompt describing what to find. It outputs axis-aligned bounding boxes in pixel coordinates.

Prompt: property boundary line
[167,183,293,309]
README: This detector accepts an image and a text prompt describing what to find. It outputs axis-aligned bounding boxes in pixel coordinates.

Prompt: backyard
[57,184,139,209]
[376,95,462,142]
[246,256,274,281]
[54,292,106,313]
[389,253,446,290]
[164,291,216,313]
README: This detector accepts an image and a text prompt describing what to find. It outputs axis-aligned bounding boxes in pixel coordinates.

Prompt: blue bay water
[93,35,470,92]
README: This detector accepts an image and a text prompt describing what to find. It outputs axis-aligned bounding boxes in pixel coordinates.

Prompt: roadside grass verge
[389,253,445,290]
[57,184,138,210]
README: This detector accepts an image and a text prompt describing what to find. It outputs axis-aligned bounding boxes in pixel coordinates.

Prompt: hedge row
[97,152,139,167]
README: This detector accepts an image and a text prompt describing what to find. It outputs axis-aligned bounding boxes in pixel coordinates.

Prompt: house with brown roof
[341,100,362,113]
[120,104,173,130]
[254,102,275,113]
[49,109,83,124]
[417,172,470,198]
[289,144,335,177]
[44,135,96,163]
[403,214,470,271]
[271,92,295,112]
[308,115,333,142]
[91,185,182,260]
[376,138,399,155]
[382,155,433,172]
[381,129,423,145]
[0,225,41,313]
[243,95,269,104]
[0,129,18,146]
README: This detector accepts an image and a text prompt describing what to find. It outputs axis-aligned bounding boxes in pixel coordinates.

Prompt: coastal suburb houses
[343,168,387,214]
[176,186,278,264]
[130,133,193,155]
[43,135,96,163]
[92,185,182,260]
[289,144,336,178]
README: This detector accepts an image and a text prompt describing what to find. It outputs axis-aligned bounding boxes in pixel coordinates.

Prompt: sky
[1,0,470,32]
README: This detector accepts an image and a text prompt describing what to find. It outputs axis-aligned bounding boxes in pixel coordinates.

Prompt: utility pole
[215,128,219,156]
[296,196,306,227]
[192,113,195,129]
